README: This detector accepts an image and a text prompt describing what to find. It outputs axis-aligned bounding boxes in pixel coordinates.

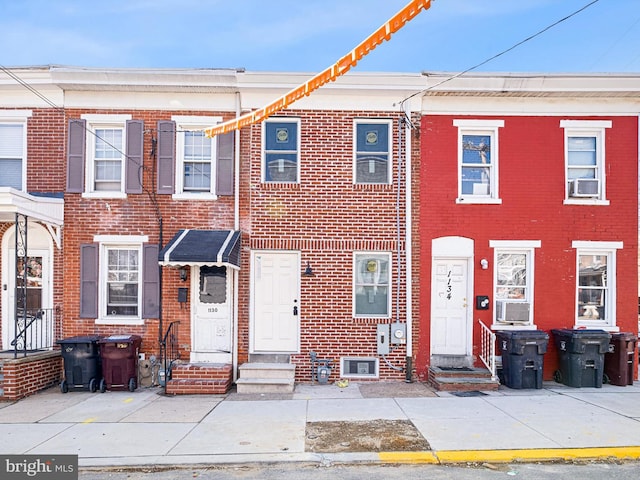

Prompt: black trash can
[552,329,611,388]
[497,330,549,389]
[604,332,637,386]
[57,335,102,393]
[98,335,142,392]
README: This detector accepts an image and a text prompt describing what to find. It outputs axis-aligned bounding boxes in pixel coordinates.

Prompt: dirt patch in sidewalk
[305,419,430,453]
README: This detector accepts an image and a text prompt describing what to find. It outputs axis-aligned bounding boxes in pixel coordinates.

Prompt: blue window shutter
[216,131,234,195]
[142,244,160,318]
[126,120,144,194]
[66,119,86,193]
[79,243,98,318]
[157,120,175,194]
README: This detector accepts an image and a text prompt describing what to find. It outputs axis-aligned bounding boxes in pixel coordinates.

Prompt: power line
[399,0,602,107]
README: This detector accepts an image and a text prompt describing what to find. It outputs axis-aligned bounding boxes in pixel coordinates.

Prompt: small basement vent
[341,357,379,378]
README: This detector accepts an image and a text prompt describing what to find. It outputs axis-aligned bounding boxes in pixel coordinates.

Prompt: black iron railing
[11,307,56,358]
[161,321,180,392]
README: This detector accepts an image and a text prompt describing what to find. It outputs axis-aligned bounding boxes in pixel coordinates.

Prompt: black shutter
[66,119,86,193]
[79,243,98,318]
[142,244,160,318]
[216,131,235,195]
[125,120,144,194]
[157,120,175,194]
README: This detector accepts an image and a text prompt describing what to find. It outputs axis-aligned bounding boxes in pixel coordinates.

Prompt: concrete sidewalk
[1,381,640,468]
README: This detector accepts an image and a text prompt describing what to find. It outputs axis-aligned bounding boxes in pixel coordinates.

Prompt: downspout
[232,91,241,383]
[404,102,413,382]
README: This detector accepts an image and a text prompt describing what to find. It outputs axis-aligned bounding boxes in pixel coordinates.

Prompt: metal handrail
[161,321,180,392]
[11,307,56,358]
[479,320,498,381]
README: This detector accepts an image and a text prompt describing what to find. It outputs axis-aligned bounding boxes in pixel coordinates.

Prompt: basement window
[341,357,379,378]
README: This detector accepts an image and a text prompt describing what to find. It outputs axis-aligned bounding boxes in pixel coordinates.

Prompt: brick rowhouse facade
[416,74,639,382]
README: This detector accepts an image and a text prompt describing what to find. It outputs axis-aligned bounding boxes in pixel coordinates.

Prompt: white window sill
[95,318,144,326]
[82,192,127,199]
[172,193,218,201]
[564,199,610,206]
[456,197,502,205]
[491,324,538,331]
[573,323,619,333]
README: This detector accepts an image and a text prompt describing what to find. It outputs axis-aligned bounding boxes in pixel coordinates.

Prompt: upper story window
[263,118,299,183]
[573,241,622,330]
[0,110,31,191]
[490,240,540,329]
[84,114,130,196]
[172,116,221,199]
[354,120,392,184]
[353,252,391,318]
[454,119,504,204]
[561,120,611,204]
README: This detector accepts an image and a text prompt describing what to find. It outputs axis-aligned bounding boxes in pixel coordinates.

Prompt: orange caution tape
[205,0,431,137]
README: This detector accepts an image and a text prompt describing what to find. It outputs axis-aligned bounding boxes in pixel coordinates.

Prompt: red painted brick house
[415,73,639,385]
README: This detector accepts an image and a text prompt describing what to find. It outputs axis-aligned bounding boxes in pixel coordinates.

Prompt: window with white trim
[490,240,540,328]
[96,236,146,324]
[454,119,504,203]
[173,116,220,197]
[354,120,392,184]
[353,252,391,317]
[83,114,131,196]
[0,111,31,191]
[561,120,611,203]
[573,241,621,329]
[262,118,299,183]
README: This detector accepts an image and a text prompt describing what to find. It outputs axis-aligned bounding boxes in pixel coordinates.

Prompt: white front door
[431,259,470,355]
[252,251,299,353]
[4,250,50,351]
[191,265,234,363]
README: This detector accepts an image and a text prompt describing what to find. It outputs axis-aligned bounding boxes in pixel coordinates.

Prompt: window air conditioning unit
[570,178,599,197]
[496,300,530,324]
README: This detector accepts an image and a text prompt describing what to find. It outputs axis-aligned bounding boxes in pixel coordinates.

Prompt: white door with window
[251,252,299,352]
[191,265,234,363]
[4,249,51,351]
[431,259,470,355]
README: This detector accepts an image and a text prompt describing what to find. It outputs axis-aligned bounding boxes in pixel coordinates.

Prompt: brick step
[166,363,233,395]
[165,378,231,395]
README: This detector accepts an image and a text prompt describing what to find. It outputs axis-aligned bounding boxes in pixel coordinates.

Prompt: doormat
[451,390,487,397]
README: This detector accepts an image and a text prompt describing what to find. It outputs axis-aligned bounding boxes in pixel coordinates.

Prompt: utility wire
[399,0,601,107]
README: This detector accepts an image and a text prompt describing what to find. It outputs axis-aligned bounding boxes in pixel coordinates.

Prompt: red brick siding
[417,114,639,380]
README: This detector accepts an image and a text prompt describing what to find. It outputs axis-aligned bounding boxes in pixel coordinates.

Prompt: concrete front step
[236,362,296,394]
[428,366,500,392]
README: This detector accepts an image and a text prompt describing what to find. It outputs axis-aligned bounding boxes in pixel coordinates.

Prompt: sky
[1,0,639,75]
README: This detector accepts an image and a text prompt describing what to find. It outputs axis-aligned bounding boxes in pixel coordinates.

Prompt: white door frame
[249,250,300,353]
[430,236,474,358]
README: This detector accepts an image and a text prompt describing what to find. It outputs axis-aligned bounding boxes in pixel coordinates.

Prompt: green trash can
[497,330,549,389]
[552,329,610,388]
[58,335,102,393]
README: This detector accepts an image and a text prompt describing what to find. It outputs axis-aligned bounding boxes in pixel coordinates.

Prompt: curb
[379,446,640,464]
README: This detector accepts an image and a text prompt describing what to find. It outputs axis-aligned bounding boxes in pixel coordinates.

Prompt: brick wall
[417,114,639,380]
[0,352,62,401]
